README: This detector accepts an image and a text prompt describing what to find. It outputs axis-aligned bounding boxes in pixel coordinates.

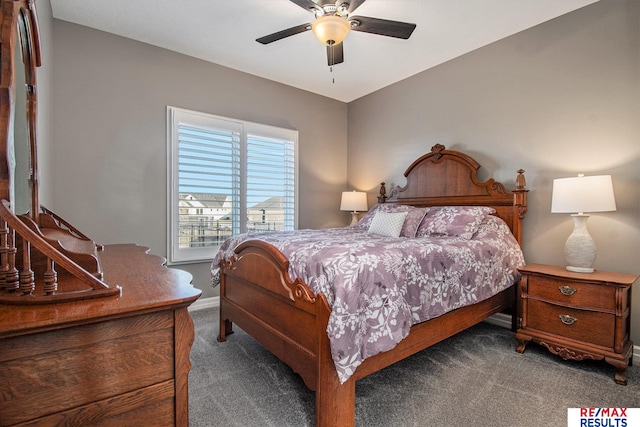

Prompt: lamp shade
[312,15,351,46]
[551,174,616,273]
[340,191,367,212]
[551,174,616,214]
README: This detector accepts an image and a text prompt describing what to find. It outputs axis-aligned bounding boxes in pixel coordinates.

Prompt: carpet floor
[188,307,640,426]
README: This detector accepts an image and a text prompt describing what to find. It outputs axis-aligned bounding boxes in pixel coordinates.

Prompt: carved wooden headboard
[378,144,528,245]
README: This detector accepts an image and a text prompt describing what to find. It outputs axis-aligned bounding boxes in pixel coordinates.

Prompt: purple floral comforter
[211,215,524,383]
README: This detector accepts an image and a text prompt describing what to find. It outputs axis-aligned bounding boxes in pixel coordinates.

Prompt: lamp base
[566,265,595,274]
[349,211,359,226]
[564,214,596,273]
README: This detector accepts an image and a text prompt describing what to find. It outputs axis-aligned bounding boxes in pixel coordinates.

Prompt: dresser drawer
[527,300,615,348]
[0,312,175,425]
[527,275,616,311]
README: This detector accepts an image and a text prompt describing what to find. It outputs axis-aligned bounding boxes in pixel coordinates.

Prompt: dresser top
[0,244,201,337]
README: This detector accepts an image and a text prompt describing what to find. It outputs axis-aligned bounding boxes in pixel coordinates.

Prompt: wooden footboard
[217,239,332,391]
[218,239,515,427]
[217,240,354,426]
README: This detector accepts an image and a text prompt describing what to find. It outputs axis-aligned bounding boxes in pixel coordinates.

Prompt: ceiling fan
[256,0,417,66]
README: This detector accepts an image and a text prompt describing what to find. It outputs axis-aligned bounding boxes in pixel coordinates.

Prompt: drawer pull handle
[558,286,577,296]
[559,314,577,325]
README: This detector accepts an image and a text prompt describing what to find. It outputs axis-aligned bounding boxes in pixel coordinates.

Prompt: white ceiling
[50,0,599,103]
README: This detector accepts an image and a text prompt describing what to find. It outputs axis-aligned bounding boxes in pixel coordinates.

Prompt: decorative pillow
[368,211,409,238]
[355,204,409,229]
[400,207,429,238]
[416,206,496,240]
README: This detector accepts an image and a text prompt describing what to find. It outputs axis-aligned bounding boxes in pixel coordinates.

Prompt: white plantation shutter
[168,107,297,263]
[246,134,295,231]
[178,123,241,239]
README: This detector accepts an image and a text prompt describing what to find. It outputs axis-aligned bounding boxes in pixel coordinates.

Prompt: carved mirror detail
[0,0,120,304]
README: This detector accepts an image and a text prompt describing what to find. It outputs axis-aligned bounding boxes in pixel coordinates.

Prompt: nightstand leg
[605,357,628,386]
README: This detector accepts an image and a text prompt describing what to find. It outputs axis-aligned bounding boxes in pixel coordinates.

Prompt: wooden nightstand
[515,264,637,385]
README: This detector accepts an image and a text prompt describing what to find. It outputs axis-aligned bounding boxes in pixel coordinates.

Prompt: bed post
[217,259,234,342]
[511,169,528,246]
[377,182,387,204]
[315,295,356,427]
[315,353,356,427]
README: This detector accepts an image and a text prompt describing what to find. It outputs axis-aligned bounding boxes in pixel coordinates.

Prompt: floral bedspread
[211,215,524,383]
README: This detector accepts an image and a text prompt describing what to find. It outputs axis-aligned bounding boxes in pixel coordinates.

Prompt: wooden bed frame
[217,144,527,426]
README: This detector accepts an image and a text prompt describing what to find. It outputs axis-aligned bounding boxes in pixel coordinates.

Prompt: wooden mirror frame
[0,0,40,208]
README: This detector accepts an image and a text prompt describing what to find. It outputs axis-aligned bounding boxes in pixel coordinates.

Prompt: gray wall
[348,0,640,341]
[37,0,54,207]
[46,0,639,340]
[51,20,348,297]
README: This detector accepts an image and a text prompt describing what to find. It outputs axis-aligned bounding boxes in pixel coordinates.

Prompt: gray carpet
[188,307,640,426]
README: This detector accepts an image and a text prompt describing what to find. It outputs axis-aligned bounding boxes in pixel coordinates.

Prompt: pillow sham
[368,211,409,238]
[416,206,496,240]
[354,203,383,229]
[400,206,429,238]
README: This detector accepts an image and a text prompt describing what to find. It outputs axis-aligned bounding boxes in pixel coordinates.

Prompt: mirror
[13,6,29,215]
[1,0,40,217]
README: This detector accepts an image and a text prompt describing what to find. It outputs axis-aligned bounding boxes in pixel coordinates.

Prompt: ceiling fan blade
[326,43,344,66]
[349,16,416,39]
[288,0,322,13]
[256,23,312,45]
[346,0,367,14]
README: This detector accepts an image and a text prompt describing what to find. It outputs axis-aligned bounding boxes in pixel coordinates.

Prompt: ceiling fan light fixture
[311,15,350,46]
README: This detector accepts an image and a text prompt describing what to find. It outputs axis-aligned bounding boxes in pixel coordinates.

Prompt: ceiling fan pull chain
[330,45,335,84]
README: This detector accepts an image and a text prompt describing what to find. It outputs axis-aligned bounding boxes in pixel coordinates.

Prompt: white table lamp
[340,191,368,226]
[551,174,616,273]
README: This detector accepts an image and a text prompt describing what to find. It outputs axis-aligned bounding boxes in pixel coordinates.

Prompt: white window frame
[167,106,298,264]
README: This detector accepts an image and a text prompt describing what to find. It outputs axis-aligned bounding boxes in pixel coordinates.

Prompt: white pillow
[368,211,409,238]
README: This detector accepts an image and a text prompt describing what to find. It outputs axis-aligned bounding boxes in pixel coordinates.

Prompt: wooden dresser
[0,244,201,426]
[515,263,636,385]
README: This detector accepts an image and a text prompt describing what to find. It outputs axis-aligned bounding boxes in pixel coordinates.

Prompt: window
[167,107,298,263]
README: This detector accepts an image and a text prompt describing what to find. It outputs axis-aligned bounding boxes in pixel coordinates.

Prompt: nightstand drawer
[527,275,616,311]
[527,300,615,348]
